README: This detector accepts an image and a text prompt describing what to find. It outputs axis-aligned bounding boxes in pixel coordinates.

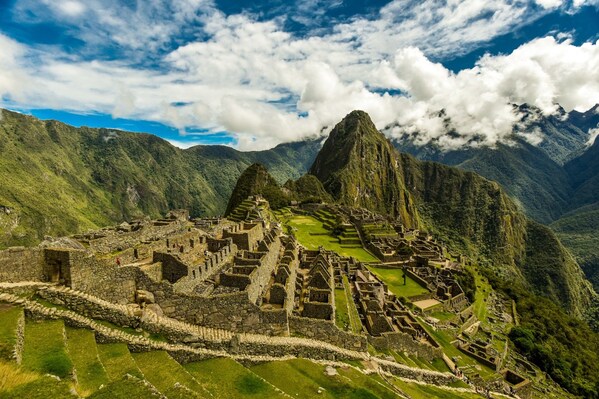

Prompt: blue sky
[0,0,598,150]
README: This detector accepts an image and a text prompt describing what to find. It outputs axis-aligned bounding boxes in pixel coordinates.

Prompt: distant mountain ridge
[0,109,321,248]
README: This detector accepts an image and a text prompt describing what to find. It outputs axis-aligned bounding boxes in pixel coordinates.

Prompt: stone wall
[289,316,367,351]
[222,222,264,251]
[369,331,443,361]
[246,237,281,304]
[68,252,139,304]
[0,247,45,282]
[153,252,188,283]
[136,273,288,335]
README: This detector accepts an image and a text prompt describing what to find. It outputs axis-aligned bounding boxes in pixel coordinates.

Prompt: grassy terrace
[185,357,285,398]
[0,305,22,361]
[132,350,210,397]
[65,328,109,396]
[417,320,497,380]
[281,214,378,262]
[22,320,73,379]
[250,358,398,399]
[97,343,143,381]
[367,267,430,298]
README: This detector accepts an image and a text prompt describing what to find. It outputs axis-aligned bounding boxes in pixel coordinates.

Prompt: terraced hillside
[0,296,492,399]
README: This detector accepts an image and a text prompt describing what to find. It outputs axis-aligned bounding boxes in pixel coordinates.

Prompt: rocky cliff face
[309,110,419,227]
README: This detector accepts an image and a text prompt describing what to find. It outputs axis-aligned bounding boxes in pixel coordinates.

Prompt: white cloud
[535,0,564,9]
[58,1,86,17]
[588,128,599,146]
[1,2,599,150]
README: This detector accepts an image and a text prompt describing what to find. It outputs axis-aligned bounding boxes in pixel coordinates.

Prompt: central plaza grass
[367,267,429,298]
[282,215,378,262]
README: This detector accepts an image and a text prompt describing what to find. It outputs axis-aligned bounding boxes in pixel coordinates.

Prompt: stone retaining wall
[369,331,443,361]
[289,316,367,351]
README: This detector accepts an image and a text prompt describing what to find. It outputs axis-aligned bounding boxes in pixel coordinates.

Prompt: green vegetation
[552,202,599,292]
[282,214,378,262]
[22,320,73,378]
[342,275,363,333]
[131,350,209,397]
[88,376,161,399]
[96,343,143,381]
[0,109,321,248]
[334,288,351,331]
[0,305,22,360]
[367,267,429,298]
[250,358,397,399]
[185,357,285,398]
[509,297,599,397]
[309,110,419,227]
[1,372,76,399]
[65,327,110,396]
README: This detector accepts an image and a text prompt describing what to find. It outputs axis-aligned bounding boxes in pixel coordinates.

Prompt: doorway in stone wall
[48,260,62,283]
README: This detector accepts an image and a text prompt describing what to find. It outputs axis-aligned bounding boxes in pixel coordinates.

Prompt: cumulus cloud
[383,37,599,149]
[1,1,599,150]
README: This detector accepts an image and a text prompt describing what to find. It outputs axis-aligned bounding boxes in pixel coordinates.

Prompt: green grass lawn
[131,351,209,397]
[0,305,22,361]
[367,267,429,298]
[429,311,458,322]
[1,373,77,399]
[22,320,73,379]
[250,358,397,399]
[96,343,143,381]
[65,327,110,396]
[185,357,285,398]
[342,275,364,333]
[335,288,352,331]
[283,215,378,262]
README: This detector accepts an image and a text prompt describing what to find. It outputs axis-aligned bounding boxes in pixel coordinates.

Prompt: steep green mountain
[392,104,591,224]
[0,109,320,248]
[397,152,594,316]
[565,137,599,209]
[552,139,599,292]
[309,110,419,228]
[394,139,571,223]
[224,163,287,215]
[310,110,594,316]
[552,203,599,290]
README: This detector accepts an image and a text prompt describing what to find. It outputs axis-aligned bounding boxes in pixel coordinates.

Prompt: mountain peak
[309,111,418,226]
